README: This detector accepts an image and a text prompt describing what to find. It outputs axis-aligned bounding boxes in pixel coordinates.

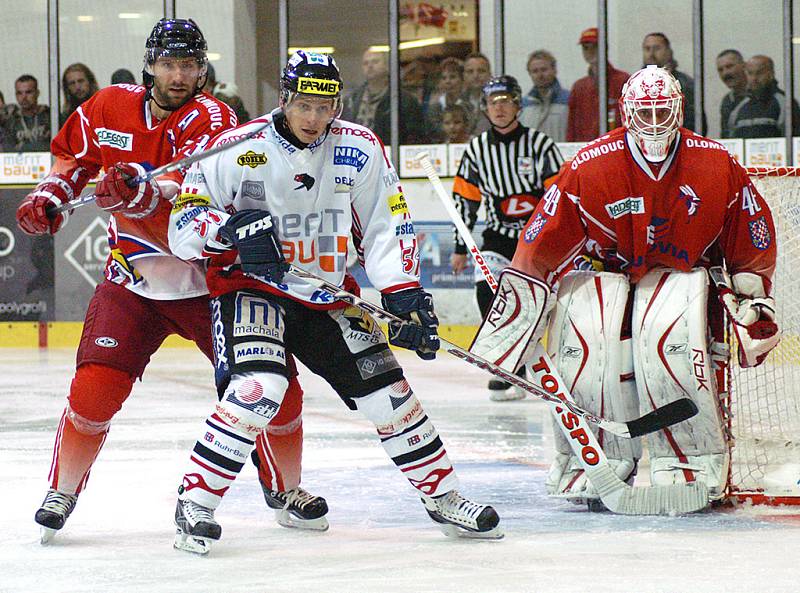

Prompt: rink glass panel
[57,1,165,96]
[0,1,48,118]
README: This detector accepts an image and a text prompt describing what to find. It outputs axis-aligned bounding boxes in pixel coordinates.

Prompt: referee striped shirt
[453,124,563,256]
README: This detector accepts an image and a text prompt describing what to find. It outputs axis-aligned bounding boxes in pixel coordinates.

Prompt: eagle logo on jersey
[293,173,315,191]
[677,185,701,217]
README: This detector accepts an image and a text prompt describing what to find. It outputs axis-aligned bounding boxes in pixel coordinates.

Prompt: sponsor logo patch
[517,156,533,175]
[356,350,400,379]
[241,180,265,200]
[297,77,340,95]
[94,336,118,348]
[605,196,645,219]
[333,146,369,172]
[95,127,133,151]
[395,222,415,236]
[237,151,268,168]
[172,193,210,212]
[387,193,409,216]
[233,341,286,365]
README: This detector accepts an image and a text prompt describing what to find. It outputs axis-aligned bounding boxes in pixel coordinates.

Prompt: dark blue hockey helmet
[142,18,208,90]
[281,51,343,115]
[480,75,522,111]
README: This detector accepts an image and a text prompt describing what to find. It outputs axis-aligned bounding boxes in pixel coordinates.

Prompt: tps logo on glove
[234,215,274,240]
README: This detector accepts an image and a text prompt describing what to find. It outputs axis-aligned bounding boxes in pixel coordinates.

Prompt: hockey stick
[415,152,710,514]
[287,264,693,439]
[46,119,271,217]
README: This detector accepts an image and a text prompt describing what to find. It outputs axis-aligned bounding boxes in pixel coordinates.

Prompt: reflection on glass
[0,1,49,151]
[58,1,164,129]
[398,1,480,145]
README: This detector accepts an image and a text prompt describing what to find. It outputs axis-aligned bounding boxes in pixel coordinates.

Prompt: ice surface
[1,348,798,593]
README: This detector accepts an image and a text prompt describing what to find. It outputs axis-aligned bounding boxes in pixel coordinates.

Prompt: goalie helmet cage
[725,166,800,506]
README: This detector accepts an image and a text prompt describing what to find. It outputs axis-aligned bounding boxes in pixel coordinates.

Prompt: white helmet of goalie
[619,65,684,162]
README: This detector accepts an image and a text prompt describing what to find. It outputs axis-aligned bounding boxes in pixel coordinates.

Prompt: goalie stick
[286,265,693,439]
[416,152,709,514]
[46,119,271,217]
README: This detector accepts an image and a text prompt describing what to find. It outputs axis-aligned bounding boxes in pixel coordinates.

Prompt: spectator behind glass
[428,57,471,141]
[203,63,250,124]
[0,90,6,150]
[3,74,50,152]
[110,68,137,85]
[341,48,426,145]
[60,63,99,126]
[566,27,629,142]
[402,57,438,118]
[519,49,570,142]
[730,55,800,139]
[463,53,492,135]
[441,103,472,143]
[716,49,747,138]
[641,32,706,133]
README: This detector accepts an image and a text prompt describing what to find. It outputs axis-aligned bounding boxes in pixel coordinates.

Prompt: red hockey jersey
[513,127,777,293]
[51,83,237,299]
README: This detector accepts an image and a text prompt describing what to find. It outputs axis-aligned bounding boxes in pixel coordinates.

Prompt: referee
[450,75,564,401]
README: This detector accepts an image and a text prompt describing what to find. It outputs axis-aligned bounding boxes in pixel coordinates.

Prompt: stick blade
[614,482,710,515]
[625,398,699,438]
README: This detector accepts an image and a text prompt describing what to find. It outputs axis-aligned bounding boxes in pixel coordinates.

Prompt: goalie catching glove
[95,163,161,219]
[709,266,780,368]
[381,288,440,360]
[217,209,289,283]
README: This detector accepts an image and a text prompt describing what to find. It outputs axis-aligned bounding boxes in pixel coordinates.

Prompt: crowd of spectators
[2,38,798,154]
[1,61,252,152]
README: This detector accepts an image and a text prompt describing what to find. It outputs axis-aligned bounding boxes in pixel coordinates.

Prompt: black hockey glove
[381,288,440,360]
[218,209,288,283]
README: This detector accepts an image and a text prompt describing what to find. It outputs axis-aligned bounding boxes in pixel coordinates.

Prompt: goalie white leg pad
[632,268,728,499]
[470,268,554,373]
[545,271,641,501]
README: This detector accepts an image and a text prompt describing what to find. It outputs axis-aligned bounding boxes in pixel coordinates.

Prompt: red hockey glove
[16,175,75,235]
[95,163,161,219]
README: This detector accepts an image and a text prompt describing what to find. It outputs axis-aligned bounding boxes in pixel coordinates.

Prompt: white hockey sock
[356,380,459,497]
[181,372,287,509]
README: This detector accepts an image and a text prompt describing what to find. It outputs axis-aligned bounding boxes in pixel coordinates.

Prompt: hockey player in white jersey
[168,51,502,553]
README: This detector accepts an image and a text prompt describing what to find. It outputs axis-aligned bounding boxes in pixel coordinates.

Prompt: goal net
[727,167,800,504]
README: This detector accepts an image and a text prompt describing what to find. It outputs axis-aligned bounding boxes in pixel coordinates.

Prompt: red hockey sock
[254,376,304,491]
[49,364,134,494]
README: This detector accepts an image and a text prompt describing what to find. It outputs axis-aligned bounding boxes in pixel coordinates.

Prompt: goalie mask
[142,18,208,106]
[280,51,343,118]
[619,65,684,163]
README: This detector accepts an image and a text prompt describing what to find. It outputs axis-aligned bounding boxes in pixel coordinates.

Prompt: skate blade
[436,523,505,540]
[274,509,329,532]
[173,529,214,555]
[40,526,58,544]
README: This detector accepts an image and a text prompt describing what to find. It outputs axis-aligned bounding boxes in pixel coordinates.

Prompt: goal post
[725,167,800,505]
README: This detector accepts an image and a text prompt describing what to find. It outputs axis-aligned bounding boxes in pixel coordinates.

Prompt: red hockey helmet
[619,65,684,162]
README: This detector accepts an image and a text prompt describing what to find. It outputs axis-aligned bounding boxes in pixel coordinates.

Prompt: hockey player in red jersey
[16,18,326,543]
[472,65,779,508]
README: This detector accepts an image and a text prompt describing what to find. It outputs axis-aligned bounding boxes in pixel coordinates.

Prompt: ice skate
[174,490,221,555]
[35,488,78,544]
[488,365,527,402]
[423,490,503,539]
[261,485,329,531]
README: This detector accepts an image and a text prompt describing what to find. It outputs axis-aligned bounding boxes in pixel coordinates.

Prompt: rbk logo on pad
[293,173,315,191]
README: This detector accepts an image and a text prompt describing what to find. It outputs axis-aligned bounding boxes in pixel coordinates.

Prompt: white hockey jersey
[168,112,421,306]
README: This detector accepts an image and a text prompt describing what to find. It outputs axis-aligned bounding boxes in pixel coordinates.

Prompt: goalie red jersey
[51,83,237,298]
[514,127,777,291]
